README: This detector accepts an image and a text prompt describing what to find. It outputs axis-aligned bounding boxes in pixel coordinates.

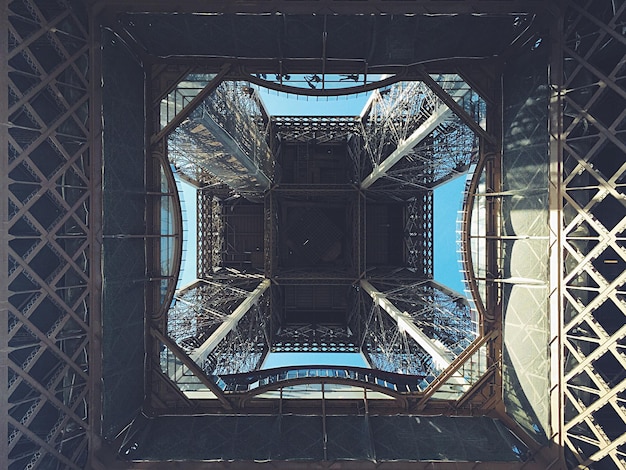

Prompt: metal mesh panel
[123,415,524,463]
[558,2,626,468]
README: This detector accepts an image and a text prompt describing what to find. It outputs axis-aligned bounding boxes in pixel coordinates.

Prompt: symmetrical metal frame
[145,69,507,422]
[4,0,625,469]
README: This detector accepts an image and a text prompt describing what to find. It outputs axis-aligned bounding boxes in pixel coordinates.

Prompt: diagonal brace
[189,279,271,364]
[152,63,231,145]
[361,85,470,189]
[418,70,495,145]
[151,327,233,410]
[360,280,455,368]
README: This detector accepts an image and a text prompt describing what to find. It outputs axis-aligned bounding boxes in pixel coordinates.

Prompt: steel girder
[95,0,549,15]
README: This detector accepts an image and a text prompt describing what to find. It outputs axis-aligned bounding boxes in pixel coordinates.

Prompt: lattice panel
[406,193,434,277]
[560,1,626,468]
[5,0,91,468]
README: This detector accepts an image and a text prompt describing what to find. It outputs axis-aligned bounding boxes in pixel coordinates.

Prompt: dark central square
[283,205,344,266]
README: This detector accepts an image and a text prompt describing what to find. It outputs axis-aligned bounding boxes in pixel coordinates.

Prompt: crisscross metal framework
[3,0,626,469]
[550,1,626,468]
[3,1,92,469]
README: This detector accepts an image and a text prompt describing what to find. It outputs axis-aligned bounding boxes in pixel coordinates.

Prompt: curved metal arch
[459,150,495,325]
[152,152,185,320]
[215,365,424,405]
[238,377,410,408]
[239,71,408,97]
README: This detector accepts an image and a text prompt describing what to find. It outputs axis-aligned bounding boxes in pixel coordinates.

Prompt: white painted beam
[360,280,455,369]
[361,86,469,190]
[189,278,270,364]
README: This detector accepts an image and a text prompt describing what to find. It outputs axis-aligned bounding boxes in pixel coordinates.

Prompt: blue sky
[176,85,469,368]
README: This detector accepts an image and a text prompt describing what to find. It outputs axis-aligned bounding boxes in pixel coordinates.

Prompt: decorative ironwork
[405,193,434,277]
[271,324,358,353]
[271,115,361,144]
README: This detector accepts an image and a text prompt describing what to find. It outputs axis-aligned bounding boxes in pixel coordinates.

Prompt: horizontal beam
[97,1,549,15]
[360,280,455,368]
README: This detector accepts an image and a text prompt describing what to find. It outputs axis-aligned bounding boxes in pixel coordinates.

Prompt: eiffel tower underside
[2,1,626,469]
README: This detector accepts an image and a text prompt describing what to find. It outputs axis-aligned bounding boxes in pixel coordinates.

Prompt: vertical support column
[144,60,161,415]
[0,1,10,467]
[88,1,103,463]
[197,188,212,279]
[548,0,565,457]
[484,66,503,335]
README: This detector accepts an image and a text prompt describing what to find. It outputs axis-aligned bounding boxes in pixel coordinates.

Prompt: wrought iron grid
[196,188,227,278]
[4,1,91,469]
[556,1,626,468]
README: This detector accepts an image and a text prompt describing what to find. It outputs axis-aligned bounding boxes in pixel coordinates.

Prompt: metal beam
[97,0,548,15]
[151,327,233,410]
[548,5,565,460]
[0,3,9,468]
[152,63,230,145]
[360,280,455,368]
[417,70,494,145]
[360,86,469,189]
[189,279,270,363]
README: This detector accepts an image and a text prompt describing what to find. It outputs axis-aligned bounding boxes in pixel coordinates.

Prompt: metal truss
[347,133,364,184]
[360,76,481,191]
[158,276,270,397]
[361,280,476,368]
[1,1,591,468]
[271,324,358,353]
[167,80,273,193]
[271,115,361,144]
[166,277,264,350]
[196,187,226,278]
[552,1,626,468]
[357,280,494,404]
[3,1,92,468]
[405,194,434,277]
[360,290,436,377]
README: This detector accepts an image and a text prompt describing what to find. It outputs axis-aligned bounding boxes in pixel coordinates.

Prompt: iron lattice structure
[555,2,626,467]
[1,1,625,469]
[3,0,92,468]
